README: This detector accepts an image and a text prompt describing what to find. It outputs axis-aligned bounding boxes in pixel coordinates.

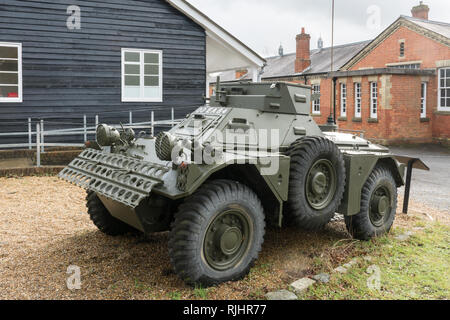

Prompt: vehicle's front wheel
[168,180,265,286]
[345,165,398,240]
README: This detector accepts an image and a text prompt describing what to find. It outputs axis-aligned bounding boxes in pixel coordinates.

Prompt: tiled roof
[402,15,450,39]
[209,40,371,83]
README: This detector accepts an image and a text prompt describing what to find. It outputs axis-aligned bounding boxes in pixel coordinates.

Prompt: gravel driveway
[0,176,356,300]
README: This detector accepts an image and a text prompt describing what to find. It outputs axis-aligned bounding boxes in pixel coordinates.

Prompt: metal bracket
[394,156,430,214]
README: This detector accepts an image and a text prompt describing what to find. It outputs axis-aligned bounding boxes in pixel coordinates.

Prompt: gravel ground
[0,176,448,300]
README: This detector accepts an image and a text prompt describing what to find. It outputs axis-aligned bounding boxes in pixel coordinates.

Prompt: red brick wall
[336,77,389,141]
[344,26,450,144]
[350,26,450,70]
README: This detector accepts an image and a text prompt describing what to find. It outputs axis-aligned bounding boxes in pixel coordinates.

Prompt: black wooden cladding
[0,0,207,142]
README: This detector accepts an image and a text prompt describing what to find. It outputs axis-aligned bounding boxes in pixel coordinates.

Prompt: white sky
[188,0,450,57]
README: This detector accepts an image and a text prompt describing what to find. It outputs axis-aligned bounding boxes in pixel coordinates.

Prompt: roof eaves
[329,67,436,78]
[166,0,266,67]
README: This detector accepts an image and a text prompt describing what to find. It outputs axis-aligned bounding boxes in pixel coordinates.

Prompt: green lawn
[299,222,450,300]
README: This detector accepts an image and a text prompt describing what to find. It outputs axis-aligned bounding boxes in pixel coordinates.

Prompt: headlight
[155,132,178,161]
[96,124,121,147]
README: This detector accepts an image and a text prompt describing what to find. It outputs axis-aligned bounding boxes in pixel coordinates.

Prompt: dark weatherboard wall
[0,0,206,142]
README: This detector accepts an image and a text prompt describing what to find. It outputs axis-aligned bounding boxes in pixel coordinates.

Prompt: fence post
[151,111,155,137]
[129,111,133,126]
[40,119,44,153]
[36,123,41,168]
[83,115,87,142]
[171,108,174,127]
[28,118,32,150]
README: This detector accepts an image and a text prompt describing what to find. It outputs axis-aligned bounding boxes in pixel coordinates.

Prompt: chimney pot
[411,1,429,20]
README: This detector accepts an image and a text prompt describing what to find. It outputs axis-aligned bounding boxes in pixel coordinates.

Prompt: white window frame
[0,42,22,103]
[312,84,320,115]
[438,68,450,111]
[370,82,378,119]
[121,48,163,103]
[354,82,362,118]
[421,82,427,118]
[340,83,347,117]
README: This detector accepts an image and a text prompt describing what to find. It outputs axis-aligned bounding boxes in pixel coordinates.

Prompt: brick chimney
[411,1,429,20]
[295,27,311,73]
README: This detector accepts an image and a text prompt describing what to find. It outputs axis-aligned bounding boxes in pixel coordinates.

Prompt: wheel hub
[371,195,389,216]
[311,172,327,195]
[218,226,243,256]
[369,186,391,227]
[306,159,337,210]
[204,210,250,271]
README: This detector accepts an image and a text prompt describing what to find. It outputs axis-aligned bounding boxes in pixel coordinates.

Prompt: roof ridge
[402,15,450,27]
[265,39,371,60]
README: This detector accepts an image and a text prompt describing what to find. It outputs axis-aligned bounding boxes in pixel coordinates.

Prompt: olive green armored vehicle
[60,82,416,286]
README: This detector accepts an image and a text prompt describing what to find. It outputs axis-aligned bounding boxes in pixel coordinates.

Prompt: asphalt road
[390,144,450,213]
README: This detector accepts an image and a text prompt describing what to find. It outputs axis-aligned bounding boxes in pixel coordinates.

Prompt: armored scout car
[60,82,418,286]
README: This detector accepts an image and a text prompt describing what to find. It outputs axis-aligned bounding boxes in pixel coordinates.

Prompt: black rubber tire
[86,191,135,236]
[285,136,346,230]
[168,180,265,286]
[345,165,398,240]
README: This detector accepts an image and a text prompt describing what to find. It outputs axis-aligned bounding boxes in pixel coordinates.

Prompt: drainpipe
[333,77,337,124]
[327,76,337,126]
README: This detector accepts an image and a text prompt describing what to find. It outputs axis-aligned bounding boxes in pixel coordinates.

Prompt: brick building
[211,2,450,145]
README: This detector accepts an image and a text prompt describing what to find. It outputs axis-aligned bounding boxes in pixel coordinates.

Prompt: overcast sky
[188,0,450,57]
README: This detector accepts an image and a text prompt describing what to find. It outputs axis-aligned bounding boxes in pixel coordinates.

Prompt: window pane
[0,73,18,85]
[0,86,19,98]
[447,98,450,107]
[0,60,18,72]
[441,79,445,88]
[144,76,159,87]
[124,52,140,62]
[143,87,160,99]
[441,89,446,98]
[446,69,450,78]
[446,79,450,87]
[125,64,140,75]
[144,64,159,75]
[447,89,450,97]
[441,69,445,78]
[441,98,446,107]
[125,75,140,86]
[123,87,140,99]
[144,53,159,64]
[0,46,18,59]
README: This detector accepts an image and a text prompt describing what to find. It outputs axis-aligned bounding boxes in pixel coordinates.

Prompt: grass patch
[300,222,450,300]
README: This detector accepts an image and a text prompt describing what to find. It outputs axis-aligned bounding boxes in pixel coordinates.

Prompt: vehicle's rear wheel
[285,136,346,230]
[345,165,398,240]
[86,191,135,236]
[168,180,265,286]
